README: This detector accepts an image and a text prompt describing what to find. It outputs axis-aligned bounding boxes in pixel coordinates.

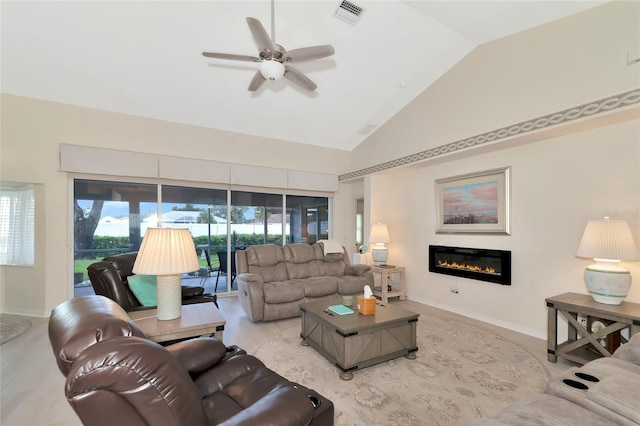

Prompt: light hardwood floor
[0,296,575,426]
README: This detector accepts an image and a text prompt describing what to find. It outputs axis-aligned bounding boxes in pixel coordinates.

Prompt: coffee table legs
[339,371,354,381]
[405,352,417,360]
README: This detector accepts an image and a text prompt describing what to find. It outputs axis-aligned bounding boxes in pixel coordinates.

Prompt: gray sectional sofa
[470,332,640,425]
[236,243,373,322]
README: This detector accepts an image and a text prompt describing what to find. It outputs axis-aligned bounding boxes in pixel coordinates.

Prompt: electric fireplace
[428,245,511,285]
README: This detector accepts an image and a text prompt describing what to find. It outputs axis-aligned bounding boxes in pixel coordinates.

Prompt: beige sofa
[236,243,373,322]
[469,332,640,425]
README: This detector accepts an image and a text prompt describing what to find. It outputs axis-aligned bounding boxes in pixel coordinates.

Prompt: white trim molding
[340,88,640,181]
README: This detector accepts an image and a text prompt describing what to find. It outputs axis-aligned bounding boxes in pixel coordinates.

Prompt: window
[232,191,284,247]
[0,185,35,266]
[286,195,329,244]
[73,179,330,295]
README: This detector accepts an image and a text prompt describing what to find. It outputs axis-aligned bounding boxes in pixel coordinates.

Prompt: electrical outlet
[578,315,587,328]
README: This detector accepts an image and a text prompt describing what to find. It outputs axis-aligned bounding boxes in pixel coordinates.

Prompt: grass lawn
[74,257,217,282]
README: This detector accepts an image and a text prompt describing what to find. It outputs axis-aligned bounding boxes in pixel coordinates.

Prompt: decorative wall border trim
[339,88,640,182]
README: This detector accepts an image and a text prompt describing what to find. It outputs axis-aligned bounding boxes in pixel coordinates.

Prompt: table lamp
[368,223,390,266]
[576,217,638,305]
[133,227,200,320]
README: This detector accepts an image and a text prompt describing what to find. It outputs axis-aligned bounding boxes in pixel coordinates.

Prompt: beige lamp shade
[576,218,638,261]
[368,223,391,244]
[368,223,390,266]
[133,228,199,320]
[576,217,638,305]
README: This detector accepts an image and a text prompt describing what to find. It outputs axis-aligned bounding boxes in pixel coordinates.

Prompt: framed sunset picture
[435,167,511,234]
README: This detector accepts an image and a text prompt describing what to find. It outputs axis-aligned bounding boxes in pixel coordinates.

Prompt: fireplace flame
[437,260,497,275]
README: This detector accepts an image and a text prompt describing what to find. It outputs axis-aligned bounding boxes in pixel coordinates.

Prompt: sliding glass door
[73,180,157,292]
[73,178,330,297]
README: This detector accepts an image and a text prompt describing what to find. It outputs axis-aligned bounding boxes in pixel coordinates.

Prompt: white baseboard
[0,307,49,317]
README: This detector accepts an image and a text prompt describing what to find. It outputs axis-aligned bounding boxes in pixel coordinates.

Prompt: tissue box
[357,295,376,316]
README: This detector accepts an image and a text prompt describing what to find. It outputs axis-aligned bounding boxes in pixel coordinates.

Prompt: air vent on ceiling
[335,1,365,24]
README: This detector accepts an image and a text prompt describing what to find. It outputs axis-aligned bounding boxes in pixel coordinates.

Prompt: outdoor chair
[215,250,237,292]
[199,248,217,287]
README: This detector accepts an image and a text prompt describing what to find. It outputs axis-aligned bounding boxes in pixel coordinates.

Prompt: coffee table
[300,298,419,380]
[128,302,226,343]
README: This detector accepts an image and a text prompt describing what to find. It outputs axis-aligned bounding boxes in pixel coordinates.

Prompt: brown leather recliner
[87,252,218,309]
[48,295,334,426]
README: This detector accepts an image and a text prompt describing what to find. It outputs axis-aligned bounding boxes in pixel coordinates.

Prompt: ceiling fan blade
[284,65,317,91]
[246,17,275,52]
[284,45,335,63]
[202,52,259,62]
[248,70,266,92]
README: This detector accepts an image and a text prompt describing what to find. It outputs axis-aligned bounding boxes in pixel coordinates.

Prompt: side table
[128,302,226,343]
[370,265,406,305]
[546,292,640,365]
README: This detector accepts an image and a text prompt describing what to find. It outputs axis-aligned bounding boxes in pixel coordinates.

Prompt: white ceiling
[1,1,606,151]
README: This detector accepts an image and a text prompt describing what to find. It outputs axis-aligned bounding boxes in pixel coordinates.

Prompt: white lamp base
[156,274,182,320]
[371,245,388,266]
[584,262,632,305]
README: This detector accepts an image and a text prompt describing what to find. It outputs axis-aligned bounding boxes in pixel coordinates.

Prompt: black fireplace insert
[428,245,511,285]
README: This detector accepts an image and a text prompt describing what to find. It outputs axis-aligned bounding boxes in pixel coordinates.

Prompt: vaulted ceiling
[1,1,606,151]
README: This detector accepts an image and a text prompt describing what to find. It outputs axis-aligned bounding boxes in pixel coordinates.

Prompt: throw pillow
[128,274,157,306]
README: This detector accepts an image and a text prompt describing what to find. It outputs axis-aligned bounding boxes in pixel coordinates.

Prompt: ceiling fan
[202,0,334,92]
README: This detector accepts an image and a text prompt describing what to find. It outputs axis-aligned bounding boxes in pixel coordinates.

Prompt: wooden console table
[129,302,226,343]
[371,265,406,305]
[546,292,640,365]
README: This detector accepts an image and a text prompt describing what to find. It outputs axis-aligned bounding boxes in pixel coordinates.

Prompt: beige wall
[349,0,640,338]
[370,121,639,338]
[0,95,350,315]
[351,0,640,171]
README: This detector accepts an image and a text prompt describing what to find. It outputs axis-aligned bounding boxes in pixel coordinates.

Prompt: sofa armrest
[237,273,265,321]
[345,264,371,276]
[166,337,227,374]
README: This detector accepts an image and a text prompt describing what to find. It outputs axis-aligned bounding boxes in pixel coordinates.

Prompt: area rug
[0,314,32,345]
[254,314,549,426]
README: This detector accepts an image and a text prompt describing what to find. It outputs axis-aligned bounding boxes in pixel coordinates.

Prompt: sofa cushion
[284,244,321,279]
[589,374,640,424]
[263,281,305,304]
[467,394,616,426]
[128,274,158,306]
[299,277,338,298]
[245,245,289,283]
[312,243,346,276]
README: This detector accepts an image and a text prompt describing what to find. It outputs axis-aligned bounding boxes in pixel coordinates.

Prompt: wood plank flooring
[0,296,574,426]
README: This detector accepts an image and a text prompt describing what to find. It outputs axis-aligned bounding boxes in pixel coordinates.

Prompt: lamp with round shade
[368,223,391,266]
[576,217,639,305]
[132,228,200,320]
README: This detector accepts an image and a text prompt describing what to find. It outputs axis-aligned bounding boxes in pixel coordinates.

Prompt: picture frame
[435,167,511,234]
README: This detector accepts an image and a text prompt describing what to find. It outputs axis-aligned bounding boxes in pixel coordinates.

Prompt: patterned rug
[0,314,32,345]
[254,314,549,426]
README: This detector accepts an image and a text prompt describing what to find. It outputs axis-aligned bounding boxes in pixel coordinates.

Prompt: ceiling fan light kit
[202,1,334,92]
[260,60,285,81]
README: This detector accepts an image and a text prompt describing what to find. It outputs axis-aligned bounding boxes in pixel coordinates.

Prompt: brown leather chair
[87,252,217,309]
[48,295,334,426]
